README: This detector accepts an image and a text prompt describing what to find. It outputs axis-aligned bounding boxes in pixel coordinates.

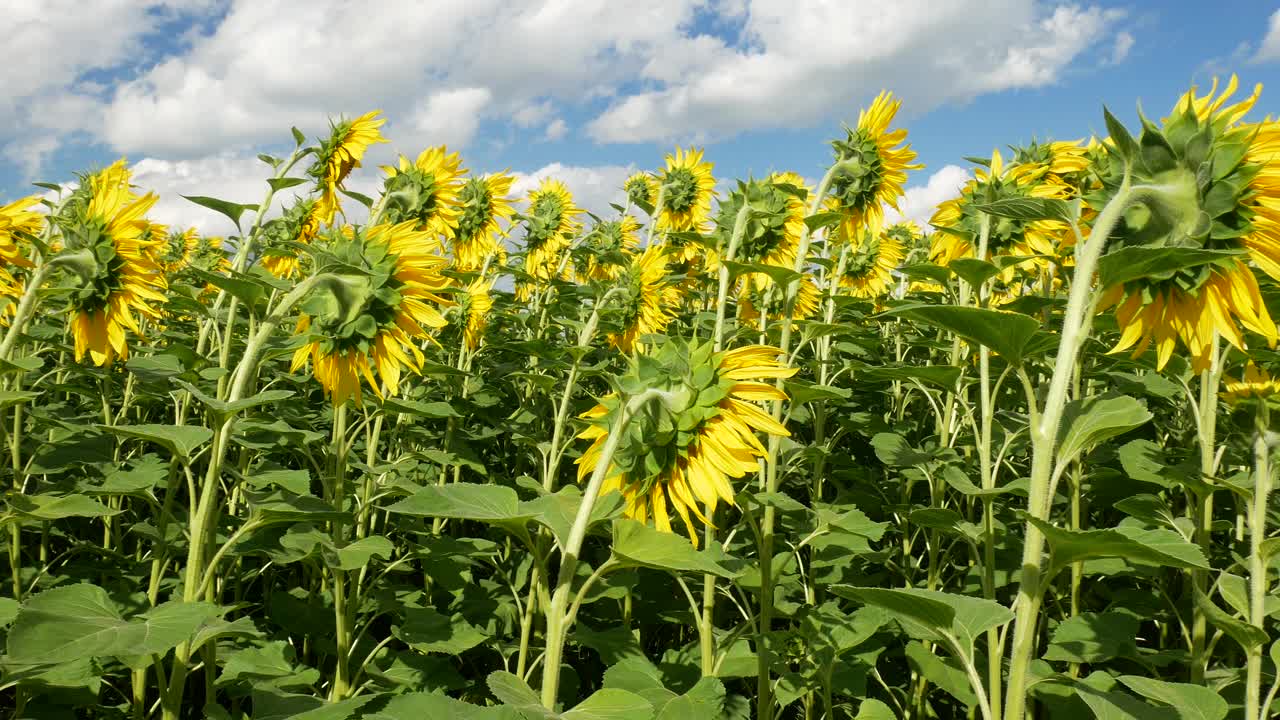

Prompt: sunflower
[458,278,493,352]
[310,110,387,225]
[654,147,716,234]
[0,195,42,268]
[624,172,658,212]
[291,221,452,406]
[262,199,323,279]
[838,219,909,299]
[1012,138,1090,191]
[66,160,167,366]
[580,216,640,282]
[929,149,1072,269]
[717,173,807,307]
[452,173,516,271]
[161,227,199,273]
[516,179,582,300]
[1224,362,1280,403]
[739,274,822,329]
[609,245,681,353]
[1095,76,1280,371]
[380,146,466,239]
[575,342,794,545]
[828,90,922,227]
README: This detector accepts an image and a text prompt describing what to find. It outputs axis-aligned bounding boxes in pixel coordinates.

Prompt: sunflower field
[0,76,1277,720]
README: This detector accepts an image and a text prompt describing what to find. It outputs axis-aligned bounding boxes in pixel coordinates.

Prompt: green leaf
[7,585,221,663]
[175,381,295,420]
[326,536,394,571]
[188,268,271,312]
[368,692,514,720]
[972,196,1073,224]
[857,364,963,391]
[98,424,213,462]
[564,689,655,720]
[266,177,308,192]
[833,586,1011,652]
[381,398,462,418]
[1194,587,1268,651]
[1118,439,1175,488]
[883,304,1040,365]
[395,607,489,655]
[1117,676,1227,720]
[1098,247,1243,289]
[9,493,121,520]
[385,483,527,522]
[1028,517,1210,577]
[1044,612,1139,663]
[611,520,738,578]
[803,211,846,232]
[487,671,554,718]
[904,641,976,708]
[899,263,953,287]
[182,195,258,231]
[853,699,896,720]
[1075,682,1166,720]
[722,261,803,287]
[947,258,1001,290]
[1056,395,1152,466]
[0,390,40,410]
[244,489,349,522]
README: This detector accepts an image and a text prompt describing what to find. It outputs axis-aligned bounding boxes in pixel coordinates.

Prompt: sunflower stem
[757,160,840,720]
[1190,349,1222,684]
[1245,394,1272,720]
[1003,175,1133,720]
[540,389,663,709]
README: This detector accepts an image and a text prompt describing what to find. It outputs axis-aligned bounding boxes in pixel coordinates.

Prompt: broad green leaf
[1028,518,1210,577]
[9,493,120,520]
[386,483,525,521]
[972,196,1074,223]
[326,535,395,571]
[564,688,654,720]
[1194,587,1267,650]
[395,607,489,655]
[7,585,221,663]
[382,398,462,418]
[176,380,295,420]
[1074,683,1166,720]
[98,423,213,462]
[182,195,258,230]
[883,304,1041,365]
[803,210,846,232]
[0,390,39,410]
[833,586,1011,652]
[1056,395,1151,466]
[611,520,738,578]
[870,432,950,467]
[368,692,514,720]
[904,641,975,708]
[266,177,307,192]
[1044,612,1139,663]
[1117,676,1228,720]
[948,258,1001,290]
[1118,439,1175,488]
[853,699,896,720]
[244,489,349,522]
[722,261,803,287]
[899,263,953,287]
[858,364,963,391]
[487,671,555,718]
[1098,247,1243,289]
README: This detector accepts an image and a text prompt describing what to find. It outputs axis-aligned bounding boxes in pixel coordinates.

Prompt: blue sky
[5,1,1280,232]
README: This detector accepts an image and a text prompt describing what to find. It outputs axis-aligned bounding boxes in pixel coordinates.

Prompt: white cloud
[1254,10,1280,63]
[408,88,493,149]
[588,2,1126,143]
[544,119,569,142]
[510,162,635,220]
[883,164,970,229]
[95,0,704,158]
[1109,31,1135,65]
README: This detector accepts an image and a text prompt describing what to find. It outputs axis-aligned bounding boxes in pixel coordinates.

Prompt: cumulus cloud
[883,165,970,229]
[588,2,1126,143]
[1254,10,1280,63]
[510,162,635,219]
[408,88,493,149]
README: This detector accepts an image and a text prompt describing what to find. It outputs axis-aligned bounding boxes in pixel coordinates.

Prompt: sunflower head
[260,199,323,279]
[517,179,582,298]
[452,173,516,271]
[624,172,658,213]
[1224,361,1280,404]
[655,147,716,233]
[380,146,466,237]
[161,227,200,273]
[1093,76,1280,370]
[608,245,681,353]
[575,340,794,545]
[456,278,494,352]
[714,174,808,302]
[291,221,452,405]
[580,216,641,282]
[309,110,387,224]
[838,219,906,300]
[60,160,165,366]
[828,90,922,226]
[0,195,43,269]
[929,150,1070,269]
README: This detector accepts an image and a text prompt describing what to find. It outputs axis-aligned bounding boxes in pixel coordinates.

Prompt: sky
[4,0,1280,235]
